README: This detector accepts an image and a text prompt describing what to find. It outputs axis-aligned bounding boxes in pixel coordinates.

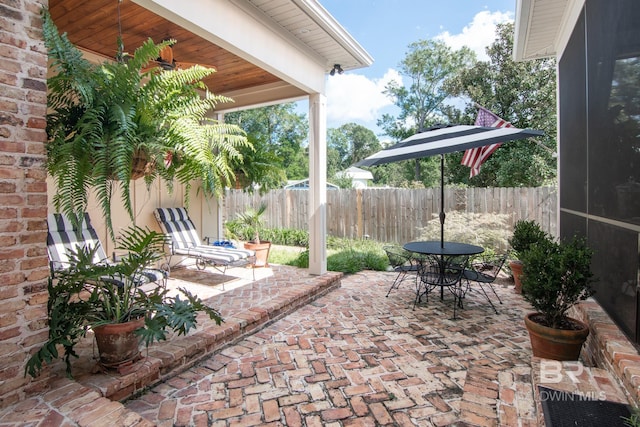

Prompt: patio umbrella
[354,124,544,247]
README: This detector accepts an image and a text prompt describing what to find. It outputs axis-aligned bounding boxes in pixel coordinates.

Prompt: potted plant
[42,8,249,240]
[508,220,548,293]
[25,226,223,378]
[232,202,271,267]
[521,234,595,360]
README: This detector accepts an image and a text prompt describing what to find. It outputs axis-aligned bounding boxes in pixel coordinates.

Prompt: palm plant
[234,202,268,243]
[42,8,250,239]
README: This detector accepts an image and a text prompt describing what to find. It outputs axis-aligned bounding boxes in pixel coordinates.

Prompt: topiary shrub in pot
[508,220,549,293]
[521,234,595,360]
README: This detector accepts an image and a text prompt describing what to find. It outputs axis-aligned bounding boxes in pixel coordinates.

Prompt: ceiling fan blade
[140,60,216,73]
[174,61,216,71]
[138,40,216,72]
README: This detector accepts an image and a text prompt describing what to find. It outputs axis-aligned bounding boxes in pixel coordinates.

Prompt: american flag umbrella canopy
[354,124,544,246]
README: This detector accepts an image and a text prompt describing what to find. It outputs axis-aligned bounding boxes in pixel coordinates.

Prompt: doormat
[538,386,632,427]
[170,268,237,288]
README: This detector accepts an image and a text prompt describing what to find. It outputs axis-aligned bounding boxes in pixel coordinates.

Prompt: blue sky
[300,1,516,140]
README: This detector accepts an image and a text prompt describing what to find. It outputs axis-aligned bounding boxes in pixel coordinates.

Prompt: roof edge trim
[294,0,373,69]
[513,0,533,62]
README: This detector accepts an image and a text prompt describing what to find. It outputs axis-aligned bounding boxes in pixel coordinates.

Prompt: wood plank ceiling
[48,0,283,96]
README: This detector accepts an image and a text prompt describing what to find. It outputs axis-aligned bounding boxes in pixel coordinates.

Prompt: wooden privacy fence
[223,187,557,244]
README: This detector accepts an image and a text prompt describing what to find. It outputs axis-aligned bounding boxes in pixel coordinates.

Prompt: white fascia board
[513,0,533,62]
[555,0,585,61]
[514,0,584,62]
[133,0,326,94]
[292,0,373,69]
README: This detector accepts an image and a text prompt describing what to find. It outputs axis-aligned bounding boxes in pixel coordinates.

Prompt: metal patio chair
[383,245,419,297]
[462,253,508,314]
[415,254,469,319]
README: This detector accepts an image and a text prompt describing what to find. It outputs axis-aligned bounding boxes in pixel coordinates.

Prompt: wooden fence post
[356,189,363,239]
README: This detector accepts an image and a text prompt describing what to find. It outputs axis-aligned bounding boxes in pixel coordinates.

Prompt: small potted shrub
[234,202,271,267]
[521,234,595,360]
[508,220,548,293]
[25,226,223,378]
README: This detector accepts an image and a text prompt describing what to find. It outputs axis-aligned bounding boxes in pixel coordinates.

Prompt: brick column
[0,0,50,409]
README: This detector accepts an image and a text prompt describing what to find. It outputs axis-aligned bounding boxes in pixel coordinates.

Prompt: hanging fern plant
[42,8,250,238]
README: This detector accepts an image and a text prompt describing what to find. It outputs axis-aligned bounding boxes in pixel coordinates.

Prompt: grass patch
[271,238,388,274]
[268,246,305,265]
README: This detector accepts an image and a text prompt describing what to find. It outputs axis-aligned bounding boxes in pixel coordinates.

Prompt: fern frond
[43,6,251,237]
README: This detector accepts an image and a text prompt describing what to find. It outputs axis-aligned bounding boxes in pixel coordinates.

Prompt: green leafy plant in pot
[508,220,548,293]
[25,226,223,378]
[521,234,595,360]
[233,202,271,267]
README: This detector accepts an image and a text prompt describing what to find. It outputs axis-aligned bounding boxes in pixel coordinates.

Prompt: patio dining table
[403,241,484,312]
[403,241,485,259]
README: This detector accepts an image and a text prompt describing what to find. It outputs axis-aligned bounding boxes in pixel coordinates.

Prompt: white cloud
[325,69,402,126]
[436,10,513,61]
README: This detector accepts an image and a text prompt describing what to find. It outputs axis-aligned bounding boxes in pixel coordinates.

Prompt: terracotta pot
[244,241,271,268]
[234,172,250,190]
[108,149,151,180]
[524,312,589,360]
[509,260,524,294]
[93,317,145,367]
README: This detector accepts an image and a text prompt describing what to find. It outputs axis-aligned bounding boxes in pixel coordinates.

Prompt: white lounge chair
[47,212,168,288]
[153,207,256,277]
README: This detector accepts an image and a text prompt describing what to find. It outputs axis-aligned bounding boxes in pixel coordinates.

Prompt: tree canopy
[378,39,476,139]
[377,39,476,187]
[224,23,558,191]
[443,22,557,187]
[225,103,307,192]
[327,123,381,179]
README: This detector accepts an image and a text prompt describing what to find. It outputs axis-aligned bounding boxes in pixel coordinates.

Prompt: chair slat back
[47,212,109,270]
[419,254,468,286]
[383,245,411,269]
[154,207,201,250]
[474,254,508,281]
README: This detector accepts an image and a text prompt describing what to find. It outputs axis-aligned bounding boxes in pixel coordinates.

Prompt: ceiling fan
[146,39,216,72]
[115,1,215,72]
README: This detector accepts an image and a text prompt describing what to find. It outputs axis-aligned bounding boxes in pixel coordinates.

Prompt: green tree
[377,40,476,186]
[225,103,308,191]
[444,22,557,187]
[327,127,349,178]
[327,123,381,178]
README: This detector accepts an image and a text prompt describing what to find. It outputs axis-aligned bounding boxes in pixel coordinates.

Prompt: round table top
[403,241,485,256]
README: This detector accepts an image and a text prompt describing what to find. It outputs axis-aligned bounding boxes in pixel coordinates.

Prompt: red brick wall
[571,302,640,407]
[0,0,50,409]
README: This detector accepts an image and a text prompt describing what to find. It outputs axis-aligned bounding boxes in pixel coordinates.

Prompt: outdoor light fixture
[329,64,344,76]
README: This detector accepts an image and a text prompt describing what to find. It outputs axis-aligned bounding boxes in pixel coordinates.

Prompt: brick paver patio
[9,263,628,426]
[124,267,538,426]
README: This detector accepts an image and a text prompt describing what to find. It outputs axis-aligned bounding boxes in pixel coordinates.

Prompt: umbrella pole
[439,154,445,248]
